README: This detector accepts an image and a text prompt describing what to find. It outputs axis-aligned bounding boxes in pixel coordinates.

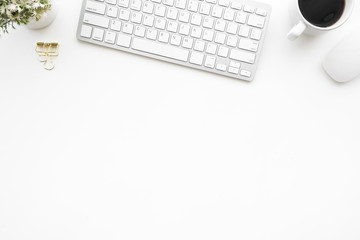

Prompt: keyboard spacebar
[132,38,189,62]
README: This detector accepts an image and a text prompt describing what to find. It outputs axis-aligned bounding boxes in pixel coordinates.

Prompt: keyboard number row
[86,0,266,28]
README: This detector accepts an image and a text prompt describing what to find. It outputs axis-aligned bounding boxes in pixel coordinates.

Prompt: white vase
[26,1,58,30]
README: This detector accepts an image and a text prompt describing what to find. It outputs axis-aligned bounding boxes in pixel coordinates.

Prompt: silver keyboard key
[93,28,104,41]
[81,25,92,38]
[105,31,116,44]
[116,33,132,47]
[248,14,265,28]
[83,13,109,28]
[230,49,256,64]
[190,52,204,65]
[86,1,106,15]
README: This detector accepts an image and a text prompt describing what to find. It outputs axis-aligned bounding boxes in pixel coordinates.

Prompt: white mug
[287,0,355,41]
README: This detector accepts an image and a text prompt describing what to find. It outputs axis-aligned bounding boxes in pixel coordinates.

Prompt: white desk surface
[1,0,360,239]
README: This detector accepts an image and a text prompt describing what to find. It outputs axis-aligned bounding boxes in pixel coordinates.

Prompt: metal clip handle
[35,42,59,70]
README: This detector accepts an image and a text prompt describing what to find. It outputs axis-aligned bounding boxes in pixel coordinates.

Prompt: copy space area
[1,0,360,239]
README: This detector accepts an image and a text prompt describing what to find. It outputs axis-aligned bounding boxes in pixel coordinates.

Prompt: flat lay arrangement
[0,0,359,82]
[2,1,360,240]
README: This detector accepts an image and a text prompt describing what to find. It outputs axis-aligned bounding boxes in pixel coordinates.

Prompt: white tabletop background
[1,0,360,239]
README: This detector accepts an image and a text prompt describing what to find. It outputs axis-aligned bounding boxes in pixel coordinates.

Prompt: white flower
[7,4,18,12]
[6,11,12,18]
[32,3,40,9]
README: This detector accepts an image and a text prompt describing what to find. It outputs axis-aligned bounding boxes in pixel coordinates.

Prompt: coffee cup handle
[287,21,307,41]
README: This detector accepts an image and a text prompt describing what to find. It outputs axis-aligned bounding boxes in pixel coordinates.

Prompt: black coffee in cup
[298,0,346,28]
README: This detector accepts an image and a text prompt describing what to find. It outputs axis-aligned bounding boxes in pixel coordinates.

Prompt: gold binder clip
[35,42,47,62]
[35,42,59,70]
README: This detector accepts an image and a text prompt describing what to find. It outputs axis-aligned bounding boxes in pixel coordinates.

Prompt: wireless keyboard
[77,0,271,81]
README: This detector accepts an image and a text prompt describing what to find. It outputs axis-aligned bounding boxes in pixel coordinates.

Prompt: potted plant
[0,0,57,34]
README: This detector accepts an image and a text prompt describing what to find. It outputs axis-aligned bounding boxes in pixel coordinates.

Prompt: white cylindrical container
[27,1,58,30]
